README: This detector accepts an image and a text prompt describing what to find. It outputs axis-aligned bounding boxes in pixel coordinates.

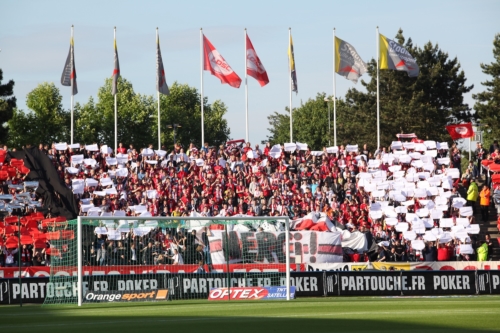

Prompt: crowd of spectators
[1,135,499,268]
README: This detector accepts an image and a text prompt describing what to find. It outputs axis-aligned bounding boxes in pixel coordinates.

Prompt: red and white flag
[246,34,269,87]
[446,123,474,140]
[203,35,241,88]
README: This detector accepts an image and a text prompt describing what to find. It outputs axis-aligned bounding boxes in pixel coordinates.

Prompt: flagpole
[200,28,205,146]
[289,28,293,143]
[333,28,337,147]
[244,28,249,143]
[376,26,380,150]
[157,90,161,149]
[114,27,118,153]
[70,25,74,145]
[157,28,161,150]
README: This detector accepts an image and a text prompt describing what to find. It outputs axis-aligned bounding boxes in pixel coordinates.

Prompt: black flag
[156,33,170,95]
[61,37,77,95]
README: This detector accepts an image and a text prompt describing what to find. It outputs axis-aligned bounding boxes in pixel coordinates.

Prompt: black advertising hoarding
[0,277,55,305]
[0,272,325,304]
[289,272,325,297]
[337,271,402,296]
[324,272,339,296]
[400,271,476,296]
[491,271,500,295]
[479,271,500,295]
[83,274,166,293]
[84,289,169,303]
[335,271,477,296]
[0,270,495,304]
[0,280,10,305]
[0,275,169,305]
[178,272,325,299]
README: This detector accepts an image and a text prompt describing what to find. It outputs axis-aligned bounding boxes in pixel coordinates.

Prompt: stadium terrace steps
[475,178,499,261]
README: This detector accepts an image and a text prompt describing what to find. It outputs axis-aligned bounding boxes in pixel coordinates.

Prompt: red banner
[5,261,500,278]
[246,34,269,87]
[446,123,474,140]
[203,34,242,88]
[208,287,269,301]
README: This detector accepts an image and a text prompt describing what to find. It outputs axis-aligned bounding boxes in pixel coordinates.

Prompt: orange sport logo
[84,289,169,302]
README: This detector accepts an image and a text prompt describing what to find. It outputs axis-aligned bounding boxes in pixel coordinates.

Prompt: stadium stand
[0,134,499,268]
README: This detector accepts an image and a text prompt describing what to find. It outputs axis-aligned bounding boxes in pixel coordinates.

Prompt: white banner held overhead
[209,230,343,265]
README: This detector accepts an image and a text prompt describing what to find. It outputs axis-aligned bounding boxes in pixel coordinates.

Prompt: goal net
[42,216,291,306]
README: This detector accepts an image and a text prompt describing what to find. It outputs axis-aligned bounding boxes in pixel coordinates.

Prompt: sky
[1,0,499,147]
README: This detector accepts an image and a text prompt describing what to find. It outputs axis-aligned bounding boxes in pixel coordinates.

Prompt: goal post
[42,215,291,306]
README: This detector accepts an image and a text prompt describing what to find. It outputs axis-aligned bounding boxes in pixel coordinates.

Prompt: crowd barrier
[1,269,499,305]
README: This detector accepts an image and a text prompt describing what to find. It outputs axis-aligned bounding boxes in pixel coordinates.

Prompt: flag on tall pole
[202,34,242,88]
[201,31,241,146]
[61,27,77,95]
[333,31,367,146]
[376,27,381,151]
[112,28,120,96]
[331,29,336,147]
[156,29,170,95]
[379,33,419,77]
[61,25,77,144]
[200,29,205,147]
[113,27,119,153]
[288,28,296,142]
[334,36,367,84]
[246,33,269,87]
[244,29,269,143]
[332,28,336,147]
[156,28,169,150]
[288,31,298,94]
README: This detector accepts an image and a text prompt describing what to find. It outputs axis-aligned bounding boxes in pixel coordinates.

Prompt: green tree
[5,109,34,147]
[266,30,473,149]
[264,94,355,149]
[336,96,375,147]
[0,68,16,144]
[346,29,474,147]
[473,34,500,148]
[157,82,230,150]
[7,82,68,147]
[74,96,101,144]
[75,77,156,149]
[75,80,230,151]
[203,100,231,147]
[264,110,291,146]
[91,77,156,149]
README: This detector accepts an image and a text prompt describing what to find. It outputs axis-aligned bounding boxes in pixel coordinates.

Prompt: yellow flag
[379,33,419,77]
[288,33,297,93]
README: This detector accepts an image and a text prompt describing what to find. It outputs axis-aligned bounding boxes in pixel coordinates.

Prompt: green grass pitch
[1,296,499,333]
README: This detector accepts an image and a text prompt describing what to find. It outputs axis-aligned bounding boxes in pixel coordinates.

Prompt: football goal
[41,215,291,306]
